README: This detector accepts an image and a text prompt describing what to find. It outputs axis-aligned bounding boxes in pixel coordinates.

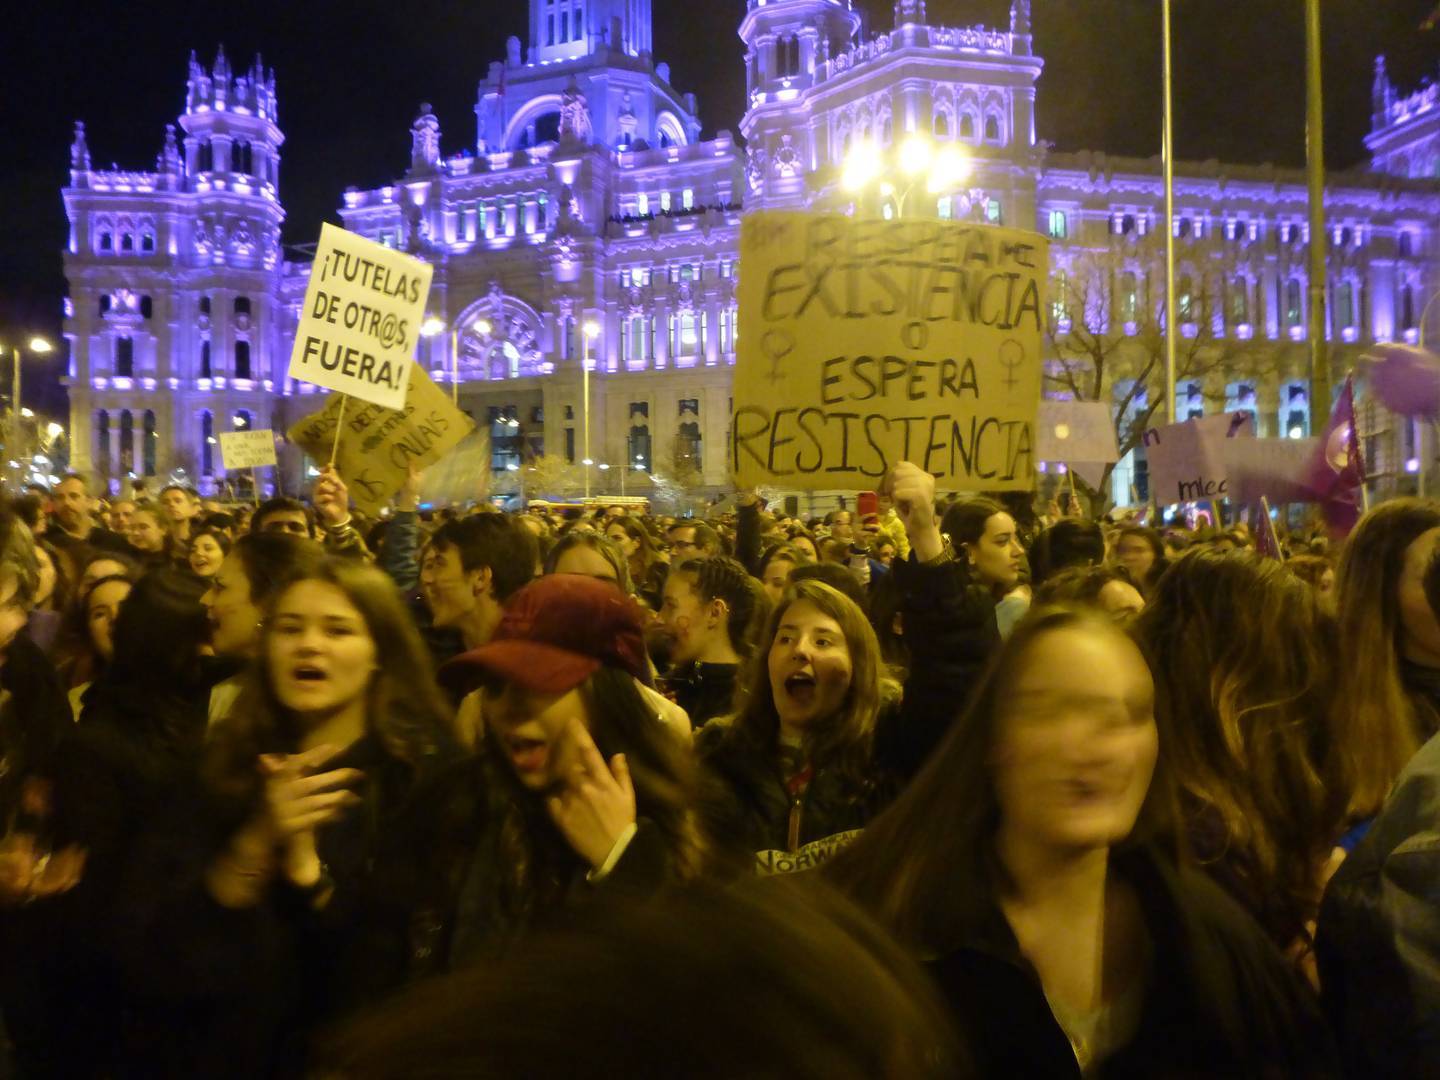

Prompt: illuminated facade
[63,1,1440,500]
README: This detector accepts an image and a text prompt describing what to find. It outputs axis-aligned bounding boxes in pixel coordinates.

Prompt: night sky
[2,0,1436,417]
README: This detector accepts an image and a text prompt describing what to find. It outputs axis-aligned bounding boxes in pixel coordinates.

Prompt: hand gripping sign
[730,212,1048,491]
[288,223,434,412]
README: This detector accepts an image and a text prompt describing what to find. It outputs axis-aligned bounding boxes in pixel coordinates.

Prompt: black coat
[696,556,998,872]
[1317,726,1440,1077]
[933,847,1338,1078]
[662,661,739,729]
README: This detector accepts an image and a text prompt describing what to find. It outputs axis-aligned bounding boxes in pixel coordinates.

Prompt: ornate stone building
[62,0,1440,502]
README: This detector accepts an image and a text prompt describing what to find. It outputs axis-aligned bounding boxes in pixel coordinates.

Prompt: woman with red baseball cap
[420,573,700,967]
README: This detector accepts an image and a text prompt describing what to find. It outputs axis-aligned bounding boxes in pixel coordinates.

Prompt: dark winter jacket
[662,661,740,729]
[933,846,1338,1078]
[1317,726,1440,1077]
[696,555,998,872]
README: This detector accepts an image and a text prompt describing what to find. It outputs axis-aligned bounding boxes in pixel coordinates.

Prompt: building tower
[738,0,862,209]
[63,48,288,492]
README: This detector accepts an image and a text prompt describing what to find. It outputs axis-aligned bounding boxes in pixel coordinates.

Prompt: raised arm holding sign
[730,212,1048,491]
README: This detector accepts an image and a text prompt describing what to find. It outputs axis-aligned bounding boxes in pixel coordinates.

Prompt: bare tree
[1045,236,1274,509]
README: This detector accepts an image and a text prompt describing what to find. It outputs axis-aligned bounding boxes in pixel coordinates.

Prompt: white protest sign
[1143,411,1254,504]
[1036,400,1119,464]
[288,223,434,411]
[1221,436,1321,506]
[218,429,279,470]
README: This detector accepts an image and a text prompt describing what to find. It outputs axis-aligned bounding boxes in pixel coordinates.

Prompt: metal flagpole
[1161,0,1179,422]
[1305,0,1331,417]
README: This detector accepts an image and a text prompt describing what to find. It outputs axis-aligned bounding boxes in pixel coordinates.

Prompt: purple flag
[1254,497,1283,561]
[1304,374,1366,536]
[1365,343,1440,420]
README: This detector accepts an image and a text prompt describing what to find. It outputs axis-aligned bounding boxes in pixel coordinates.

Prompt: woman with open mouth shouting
[422,572,700,968]
[695,461,1000,876]
[133,557,460,1077]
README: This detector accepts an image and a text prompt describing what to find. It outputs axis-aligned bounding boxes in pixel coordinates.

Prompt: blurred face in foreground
[993,626,1157,855]
[266,580,377,721]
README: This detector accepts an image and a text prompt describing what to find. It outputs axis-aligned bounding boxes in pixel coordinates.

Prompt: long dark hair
[83,569,211,748]
[205,558,455,813]
[480,665,702,914]
[231,532,327,607]
[828,607,1178,951]
[729,580,887,791]
[1333,497,1440,815]
[1133,549,1344,951]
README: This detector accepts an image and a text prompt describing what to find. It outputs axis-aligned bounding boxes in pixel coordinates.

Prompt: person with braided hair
[658,556,770,729]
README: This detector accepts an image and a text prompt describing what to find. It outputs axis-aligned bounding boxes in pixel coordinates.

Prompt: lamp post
[581,320,601,500]
[422,315,489,407]
[842,135,972,220]
[3,337,52,478]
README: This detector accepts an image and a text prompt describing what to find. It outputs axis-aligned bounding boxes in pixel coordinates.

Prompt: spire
[70,121,90,173]
[410,102,441,174]
[159,123,180,176]
[1011,0,1031,36]
[893,0,926,25]
[213,44,230,82]
[1372,54,1393,130]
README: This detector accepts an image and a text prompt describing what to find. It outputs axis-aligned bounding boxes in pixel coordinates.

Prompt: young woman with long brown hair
[829,607,1334,1076]
[697,463,998,873]
[1133,548,1347,982]
[1331,497,1440,817]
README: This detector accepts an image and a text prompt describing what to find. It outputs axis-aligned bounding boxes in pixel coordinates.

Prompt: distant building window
[934,112,950,138]
[937,197,952,219]
[141,231,155,253]
[1402,284,1417,331]
[1230,277,1249,326]
[1175,217,1192,239]
[682,188,694,210]
[637,193,650,217]
[547,14,555,44]
[1399,231,1414,259]
[959,113,976,140]
[200,296,211,315]
[1047,210,1067,239]
[143,411,157,477]
[201,411,214,476]
[1286,280,1303,327]
[116,336,134,377]
[986,200,1002,225]
[984,115,1001,143]
[234,296,251,316]
[235,340,252,380]
[660,191,672,213]
[1178,275,1194,323]
[99,295,111,316]
[140,296,153,319]
[98,231,113,252]
[1121,272,1138,323]
[200,339,212,378]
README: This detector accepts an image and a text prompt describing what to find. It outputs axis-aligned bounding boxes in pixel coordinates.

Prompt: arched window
[141,231,155,253]
[143,411,157,477]
[119,411,134,475]
[234,296,251,316]
[95,411,111,478]
[120,233,134,252]
[200,339,212,379]
[116,336,134,378]
[984,114,1001,142]
[1177,276,1194,323]
[880,115,893,144]
[959,113,976,140]
[98,231,113,252]
[234,340,252,380]
[934,112,950,138]
[201,411,214,476]
[1121,272,1138,323]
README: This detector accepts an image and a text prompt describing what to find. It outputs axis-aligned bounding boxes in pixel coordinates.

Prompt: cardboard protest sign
[288,223,434,411]
[1142,411,1254,504]
[1222,437,1320,507]
[217,429,279,470]
[1036,400,1119,464]
[288,365,475,516]
[730,212,1047,491]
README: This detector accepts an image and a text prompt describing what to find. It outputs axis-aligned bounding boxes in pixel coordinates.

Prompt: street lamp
[5,336,53,423]
[843,135,972,219]
[581,320,601,500]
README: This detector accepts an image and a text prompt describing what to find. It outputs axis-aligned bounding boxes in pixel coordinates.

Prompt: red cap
[440,574,650,695]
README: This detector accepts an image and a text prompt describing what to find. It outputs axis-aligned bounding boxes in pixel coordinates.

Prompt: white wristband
[586,822,639,882]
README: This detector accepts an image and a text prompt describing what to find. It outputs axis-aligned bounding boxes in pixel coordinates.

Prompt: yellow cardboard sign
[288,223,434,410]
[288,366,476,516]
[731,212,1047,490]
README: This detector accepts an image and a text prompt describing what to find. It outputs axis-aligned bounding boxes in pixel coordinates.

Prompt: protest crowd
[0,453,1437,1079]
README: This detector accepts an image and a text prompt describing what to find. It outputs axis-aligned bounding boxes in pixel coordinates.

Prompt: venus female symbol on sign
[998,338,1025,395]
[761,328,796,384]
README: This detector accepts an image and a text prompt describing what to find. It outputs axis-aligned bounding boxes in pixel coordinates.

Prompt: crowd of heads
[0,464,1433,1075]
